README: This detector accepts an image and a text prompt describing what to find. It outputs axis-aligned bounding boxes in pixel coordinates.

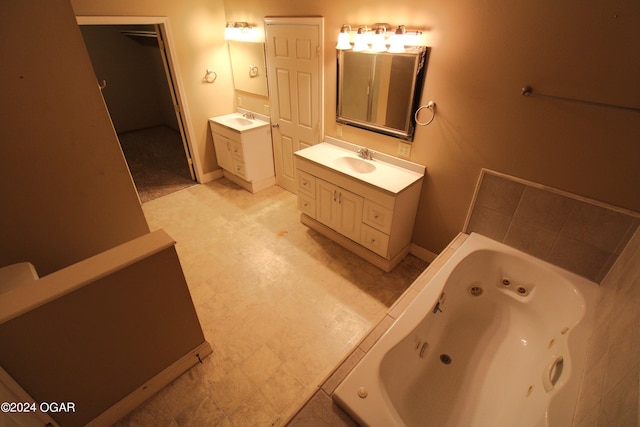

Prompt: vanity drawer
[230,140,244,161]
[297,169,316,198]
[232,159,246,179]
[297,194,316,218]
[360,224,390,257]
[363,200,393,234]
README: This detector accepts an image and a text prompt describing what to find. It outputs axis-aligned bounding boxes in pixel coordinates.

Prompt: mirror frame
[336,47,429,141]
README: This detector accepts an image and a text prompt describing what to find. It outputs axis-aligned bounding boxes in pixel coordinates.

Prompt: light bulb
[336,25,352,50]
[353,27,369,52]
[371,27,387,52]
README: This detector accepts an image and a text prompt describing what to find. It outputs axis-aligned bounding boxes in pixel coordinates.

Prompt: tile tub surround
[573,226,640,426]
[465,169,640,283]
[112,179,428,426]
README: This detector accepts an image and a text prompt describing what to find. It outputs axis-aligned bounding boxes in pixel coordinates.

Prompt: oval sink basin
[334,156,376,174]
[224,117,254,127]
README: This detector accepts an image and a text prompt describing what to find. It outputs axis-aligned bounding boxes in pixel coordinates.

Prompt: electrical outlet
[264,104,270,115]
[397,142,411,157]
[237,96,243,107]
[337,125,343,136]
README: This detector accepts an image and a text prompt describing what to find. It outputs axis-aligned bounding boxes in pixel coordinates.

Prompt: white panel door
[265,17,323,193]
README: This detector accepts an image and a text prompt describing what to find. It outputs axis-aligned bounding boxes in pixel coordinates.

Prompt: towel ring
[415,101,436,126]
[203,69,217,83]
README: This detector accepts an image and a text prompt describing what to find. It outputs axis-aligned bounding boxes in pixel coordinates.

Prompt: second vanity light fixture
[337,24,424,53]
[224,22,255,41]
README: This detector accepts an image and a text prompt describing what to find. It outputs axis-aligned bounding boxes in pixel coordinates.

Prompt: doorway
[78,18,197,203]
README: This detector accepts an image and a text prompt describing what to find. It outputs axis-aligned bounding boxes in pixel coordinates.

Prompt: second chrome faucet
[357,147,373,160]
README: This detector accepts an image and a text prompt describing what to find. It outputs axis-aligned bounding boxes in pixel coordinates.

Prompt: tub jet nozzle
[468,286,483,296]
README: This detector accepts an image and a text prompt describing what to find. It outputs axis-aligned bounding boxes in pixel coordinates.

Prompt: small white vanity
[295,138,425,271]
[209,112,275,193]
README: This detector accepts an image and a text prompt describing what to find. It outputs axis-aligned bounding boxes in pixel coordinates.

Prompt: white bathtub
[334,233,598,427]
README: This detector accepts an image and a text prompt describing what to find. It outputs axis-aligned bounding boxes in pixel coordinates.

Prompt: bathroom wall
[68,0,640,255]
[0,0,149,276]
[80,25,178,134]
[222,0,640,256]
[573,227,640,426]
[71,0,235,182]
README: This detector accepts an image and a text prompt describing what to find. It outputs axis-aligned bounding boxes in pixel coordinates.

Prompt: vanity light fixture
[224,22,254,41]
[337,23,424,52]
[336,25,352,50]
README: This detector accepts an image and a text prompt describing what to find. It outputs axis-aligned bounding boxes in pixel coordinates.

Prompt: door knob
[272,123,279,128]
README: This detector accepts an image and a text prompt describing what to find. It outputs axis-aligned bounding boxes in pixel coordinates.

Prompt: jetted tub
[334,233,598,427]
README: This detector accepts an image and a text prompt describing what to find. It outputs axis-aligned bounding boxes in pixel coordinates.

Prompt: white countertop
[209,112,269,133]
[294,140,425,194]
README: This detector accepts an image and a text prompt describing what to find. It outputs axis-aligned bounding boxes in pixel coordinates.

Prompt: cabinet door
[315,179,363,242]
[212,133,233,172]
[316,179,338,229]
[336,187,363,242]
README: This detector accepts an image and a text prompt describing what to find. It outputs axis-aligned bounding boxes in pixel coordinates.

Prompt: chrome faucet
[242,112,255,119]
[357,147,373,160]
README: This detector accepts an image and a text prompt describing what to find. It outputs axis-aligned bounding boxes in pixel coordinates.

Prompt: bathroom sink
[334,156,376,174]
[209,112,269,133]
[225,117,254,127]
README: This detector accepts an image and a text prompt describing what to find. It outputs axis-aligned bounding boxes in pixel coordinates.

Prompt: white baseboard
[409,242,438,264]
[199,169,224,183]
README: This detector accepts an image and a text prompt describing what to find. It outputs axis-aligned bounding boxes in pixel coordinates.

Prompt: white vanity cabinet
[294,141,425,272]
[208,114,275,193]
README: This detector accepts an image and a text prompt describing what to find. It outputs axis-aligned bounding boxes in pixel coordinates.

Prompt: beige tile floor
[114,179,428,426]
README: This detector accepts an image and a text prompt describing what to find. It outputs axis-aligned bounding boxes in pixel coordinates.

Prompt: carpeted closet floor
[118,126,195,203]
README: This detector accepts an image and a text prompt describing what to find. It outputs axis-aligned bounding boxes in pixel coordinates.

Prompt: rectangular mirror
[228,41,268,97]
[337,47,429,141]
